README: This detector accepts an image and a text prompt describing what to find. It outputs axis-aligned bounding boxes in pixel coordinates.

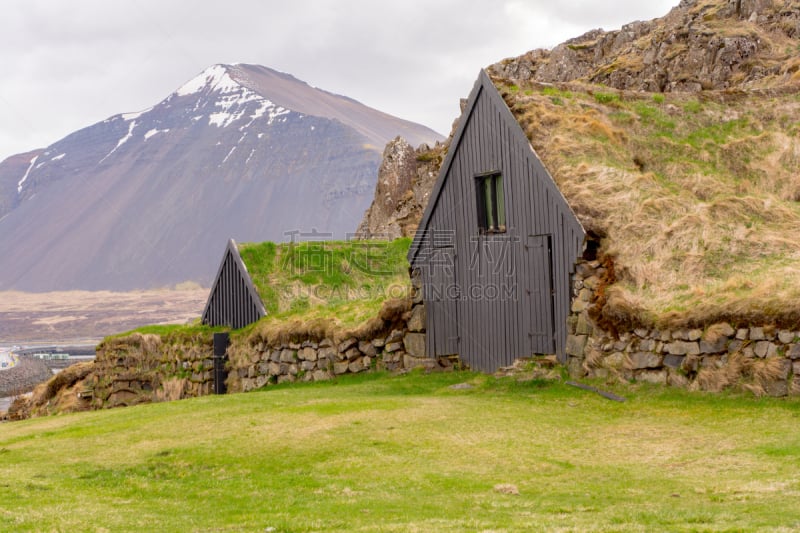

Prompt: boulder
[403,354,436,370]
[358,341,377,358]
[279,349,296,363]
[575,314,594,336]
[789,345,800,360]
[638,370,667,385]
[318,347,337,361]
[667,369,689,388]
[604,352,625,369]
[345,347,362,361]
[338,338,358,353]
[666,341,700,356]
[312,369,332,382]
[628,352,662,370]
[403,333,427,358]
[385,341,403,353]
[703,322,735,340]
[754,341,773,358]
[298,347,317,361]
[407,304,426,332]
[565,335,587,357]
[348,358,366,373]
[372,337,386,348]
[387,329,405,344]
[700,337,728,354]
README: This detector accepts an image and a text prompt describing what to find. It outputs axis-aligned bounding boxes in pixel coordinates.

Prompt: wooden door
[428,246,459,355]
[526,235,556,354]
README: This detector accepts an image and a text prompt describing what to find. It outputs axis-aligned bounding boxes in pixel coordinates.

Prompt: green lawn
[238,238,411,322]
[2,371,800,532]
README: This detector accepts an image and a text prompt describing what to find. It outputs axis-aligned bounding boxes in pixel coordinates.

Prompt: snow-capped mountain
[0,64,443,291]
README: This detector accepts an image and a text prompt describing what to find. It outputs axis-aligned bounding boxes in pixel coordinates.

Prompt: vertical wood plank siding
[202,239,267,329]
[409,70,585,371]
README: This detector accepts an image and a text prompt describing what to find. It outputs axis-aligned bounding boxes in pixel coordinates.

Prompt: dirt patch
[0,289,209,343]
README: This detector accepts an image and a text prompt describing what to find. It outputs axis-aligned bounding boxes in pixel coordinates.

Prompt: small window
[476,172,506,233]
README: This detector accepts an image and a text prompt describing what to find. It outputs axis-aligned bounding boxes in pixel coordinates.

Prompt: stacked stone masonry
[84,300,433,410]
[566,259,800,396]
[232,305,430,393]
[90,335,217,409]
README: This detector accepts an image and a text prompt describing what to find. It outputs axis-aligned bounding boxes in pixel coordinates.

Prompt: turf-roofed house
[202,239,267,329]
[409,70,585,372]
[201,237,414,332]
[411,57,800,391]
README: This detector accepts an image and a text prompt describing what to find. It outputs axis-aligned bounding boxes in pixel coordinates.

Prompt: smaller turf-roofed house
[202,239,266,329]
[409,70,586,372]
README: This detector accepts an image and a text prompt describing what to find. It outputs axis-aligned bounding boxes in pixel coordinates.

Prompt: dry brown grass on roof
[499,80,800,328]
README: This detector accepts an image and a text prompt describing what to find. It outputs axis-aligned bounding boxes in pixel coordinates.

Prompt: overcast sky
[0,0,678,161]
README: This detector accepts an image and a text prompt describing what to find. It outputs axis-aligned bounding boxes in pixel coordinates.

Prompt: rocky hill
[489,0,799,91]
[355,137,444,239]
[0,64,442,291]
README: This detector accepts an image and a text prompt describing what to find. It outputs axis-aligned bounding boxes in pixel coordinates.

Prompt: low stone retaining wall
[228,300,430,392]
[91,333,216,408]
[566,259,800,396]
[95,297,433,402]
[13,298,433,418]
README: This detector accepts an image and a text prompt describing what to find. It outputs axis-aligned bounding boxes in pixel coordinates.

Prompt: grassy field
[238,238,411,324]
[2,370,800,532]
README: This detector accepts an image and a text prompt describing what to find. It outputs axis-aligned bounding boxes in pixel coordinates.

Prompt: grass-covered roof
[497,79,800,329]
[235,238,411,335]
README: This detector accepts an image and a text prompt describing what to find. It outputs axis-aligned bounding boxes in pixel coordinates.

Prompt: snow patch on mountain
[99,120,137,163]
[17,155,37,194]
[208,87,262,128]
[177,65,293,129]
[221,146,237,164]
[176,64,237,96]
[144,128,169,140]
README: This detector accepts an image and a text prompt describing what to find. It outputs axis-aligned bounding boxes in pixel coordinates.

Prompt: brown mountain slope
[0,64,443,291]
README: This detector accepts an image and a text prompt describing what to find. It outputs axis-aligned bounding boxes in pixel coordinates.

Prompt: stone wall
[89,333,216,408]
[94,298,433,403]
[229,305,430,392]
[228,293,430,392]
[566,259,800,396]
[11,296,434,418]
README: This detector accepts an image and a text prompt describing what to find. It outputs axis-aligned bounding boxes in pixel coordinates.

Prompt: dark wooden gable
[409,70,585,370]
[202,239,266,329]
